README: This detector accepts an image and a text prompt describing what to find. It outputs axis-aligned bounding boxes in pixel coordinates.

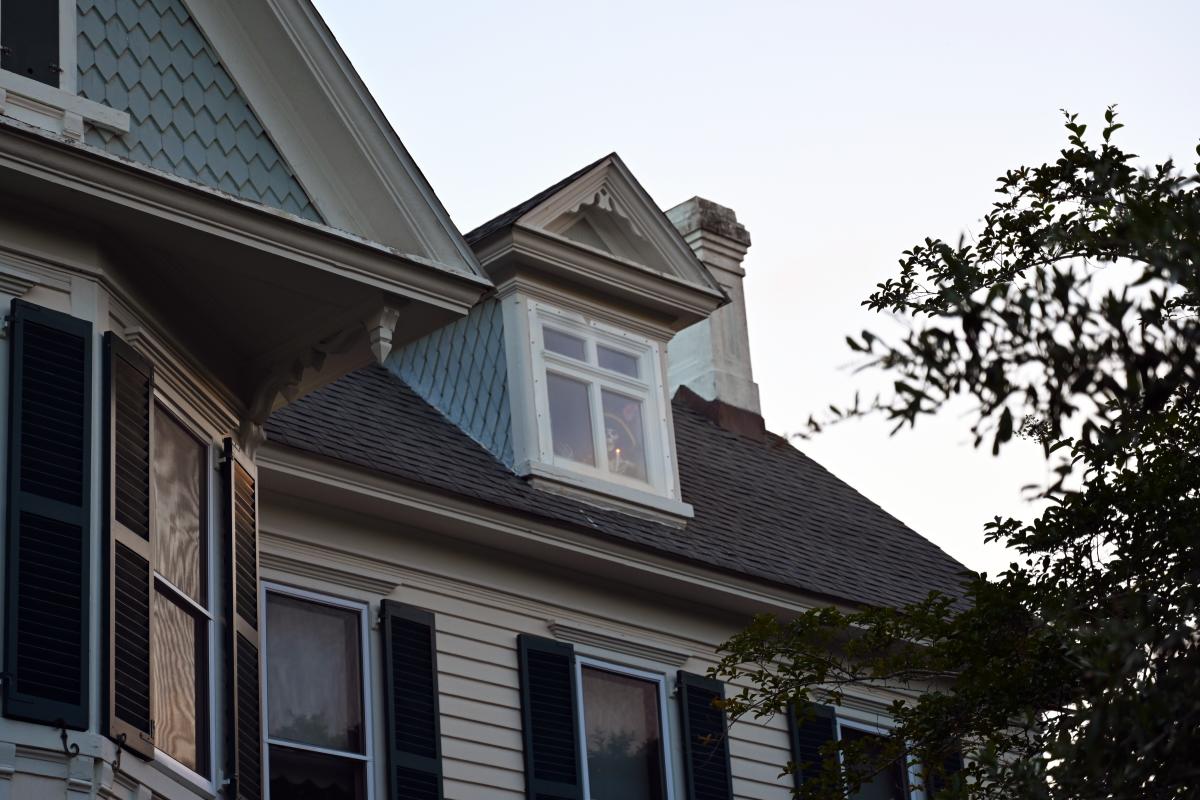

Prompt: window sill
[520,459,694,524]
[0,69,129,141]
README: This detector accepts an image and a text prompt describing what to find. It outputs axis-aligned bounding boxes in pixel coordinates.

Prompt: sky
[313,0,1200,575]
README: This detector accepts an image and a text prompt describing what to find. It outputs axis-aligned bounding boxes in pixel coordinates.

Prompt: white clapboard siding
[260,505,801,800]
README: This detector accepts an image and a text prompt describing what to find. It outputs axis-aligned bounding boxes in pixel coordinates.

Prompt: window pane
[598,346,639,378]
[581,667,665,800]
[153,408,205,604]
[842,728,907,800]
[152,589,206,773]
[544,327,587,361]
[267,594,364,753]
[602,390,647,481]
[269,745,366,800]
[547,372,596,466]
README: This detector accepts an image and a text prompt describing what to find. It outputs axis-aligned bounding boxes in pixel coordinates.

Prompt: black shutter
[789,702,837,789]
[677,671,733,800]
[0,0,60,86]
[517,634,582,800]
[224,439,261,800]
[3,300,91,729]
[381,601,444,800]
[103,333,155,757]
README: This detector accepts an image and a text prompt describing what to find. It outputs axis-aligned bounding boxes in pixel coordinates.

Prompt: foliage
[713,109,1200,799]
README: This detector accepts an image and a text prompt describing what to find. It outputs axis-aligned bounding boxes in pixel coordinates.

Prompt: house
[0,1,969,799]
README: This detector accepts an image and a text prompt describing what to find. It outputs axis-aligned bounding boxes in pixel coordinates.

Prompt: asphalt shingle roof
[265,366,969,609]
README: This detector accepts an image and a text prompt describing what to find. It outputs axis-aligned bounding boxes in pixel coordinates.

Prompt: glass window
[544,327,588,361]
[841,727,908,800]
[598,346,639,378]
[602,390,646,481]
[578,664,669,800]
[547,372,596,466]
[535,311,663,490]
[264,590,369,800]
[151,407,209,775]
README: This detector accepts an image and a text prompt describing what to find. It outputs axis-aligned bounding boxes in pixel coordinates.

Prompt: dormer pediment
[468,155,727,331]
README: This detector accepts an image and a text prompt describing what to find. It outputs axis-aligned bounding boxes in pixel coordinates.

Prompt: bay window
[263,586,373,800]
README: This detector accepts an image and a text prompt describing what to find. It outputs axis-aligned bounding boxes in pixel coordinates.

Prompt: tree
[712,109,1200,799]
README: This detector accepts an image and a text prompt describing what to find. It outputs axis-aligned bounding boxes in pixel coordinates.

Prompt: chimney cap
[666,197,751,248]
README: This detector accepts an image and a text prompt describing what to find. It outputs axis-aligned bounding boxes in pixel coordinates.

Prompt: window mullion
[589,379,608,473]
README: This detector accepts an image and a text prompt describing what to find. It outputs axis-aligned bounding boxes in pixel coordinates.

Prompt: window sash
[261,583,376,800]
[835,717,921,800]
[573,656,676,800]
[148,399,217,787]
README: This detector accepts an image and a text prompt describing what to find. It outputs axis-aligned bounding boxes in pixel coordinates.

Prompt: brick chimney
[666,197,761,416]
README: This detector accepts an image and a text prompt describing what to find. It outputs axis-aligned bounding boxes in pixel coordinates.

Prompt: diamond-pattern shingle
[265,367,971,610]
[389,299,515,465]
[76,0,321,222]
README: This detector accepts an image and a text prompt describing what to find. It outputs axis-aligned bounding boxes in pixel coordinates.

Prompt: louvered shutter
[3,300,92,729]
[103,333,155,757]
[677,671,733,800]
[789,702,837,789]
[517,634,583,800]
[381,601,444,800]
[0,0,60,86]
[224,438,262,800]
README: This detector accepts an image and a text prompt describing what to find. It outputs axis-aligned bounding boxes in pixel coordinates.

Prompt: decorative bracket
[365,305,402,365]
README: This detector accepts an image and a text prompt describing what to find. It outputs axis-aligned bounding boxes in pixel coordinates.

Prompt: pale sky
[313,0,1200,575]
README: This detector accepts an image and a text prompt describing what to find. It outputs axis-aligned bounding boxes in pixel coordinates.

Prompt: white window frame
[529,300,674,497]
[148,399,220,796]
[834,714,925,800]
[260,582,376,800]
[573,655,677,800]
[0,0,130,137]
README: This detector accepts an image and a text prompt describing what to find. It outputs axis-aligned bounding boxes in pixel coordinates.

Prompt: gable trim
[517,155,725,297]
[182,0,483,279]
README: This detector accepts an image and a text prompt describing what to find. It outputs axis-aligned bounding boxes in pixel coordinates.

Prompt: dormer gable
[395,156,730,521]
[468,154,726,333]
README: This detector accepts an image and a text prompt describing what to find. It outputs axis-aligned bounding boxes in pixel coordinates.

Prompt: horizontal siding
[405,580,796,800]
[260,507,804,800]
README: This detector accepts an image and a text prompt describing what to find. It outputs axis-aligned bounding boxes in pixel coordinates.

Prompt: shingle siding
[389,298,514,465]
[76,0,322,221]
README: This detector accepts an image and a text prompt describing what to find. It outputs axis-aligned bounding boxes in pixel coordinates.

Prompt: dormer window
[535,306,659,485]
[502,295,690,518]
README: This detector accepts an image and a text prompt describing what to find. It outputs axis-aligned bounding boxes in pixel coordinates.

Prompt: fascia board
[183,0,484,280]
[0,120,489,313]
[483,225,726,331]
[517,154,727,300]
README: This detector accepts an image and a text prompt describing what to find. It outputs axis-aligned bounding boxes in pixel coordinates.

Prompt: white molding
[259,544,401,597]
[550,619,691,667]
[256,446,839,618]
[516,155,724,298]
[0,70,129,137]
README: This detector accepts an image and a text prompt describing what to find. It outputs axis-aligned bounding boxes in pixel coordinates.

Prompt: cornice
[0,120,489,314]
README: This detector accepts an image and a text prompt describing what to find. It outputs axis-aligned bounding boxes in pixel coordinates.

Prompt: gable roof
[74,0,483,281]
[264,366,970,610]
[465,153,726,298]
